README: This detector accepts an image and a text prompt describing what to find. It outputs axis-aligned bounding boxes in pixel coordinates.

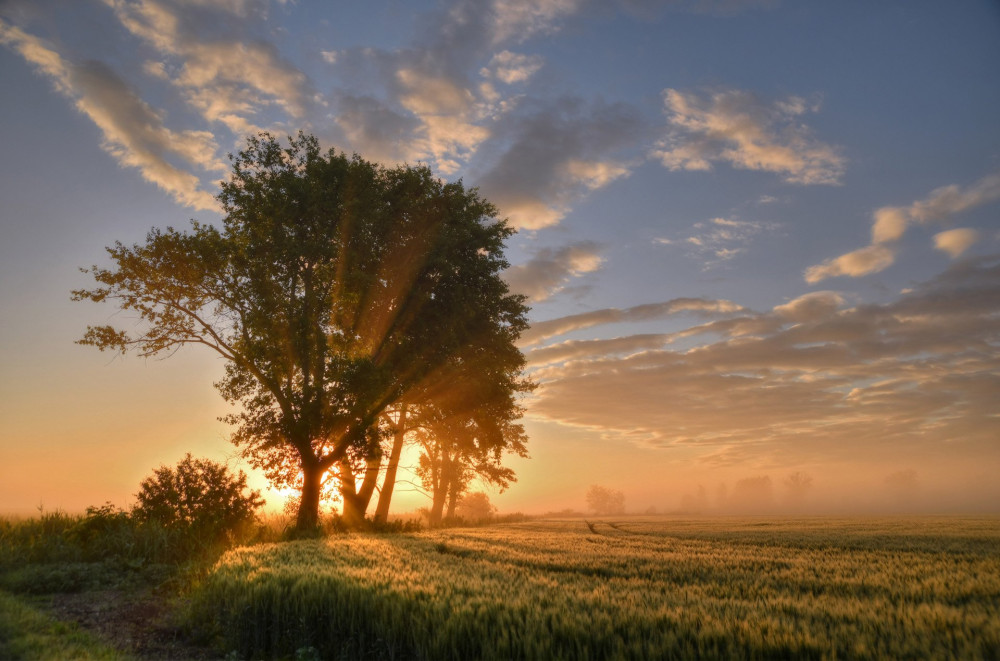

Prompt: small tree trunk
[445,477,460,520]
[341,494,366,529]
[428,486,447,526]
[374,405,408,524]
[297,464,323,531]
[355,455,382,516]
[337,460,364,529]
[338,454,381,530]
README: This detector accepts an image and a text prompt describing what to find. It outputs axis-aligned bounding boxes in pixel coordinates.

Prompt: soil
[45,587,217,660]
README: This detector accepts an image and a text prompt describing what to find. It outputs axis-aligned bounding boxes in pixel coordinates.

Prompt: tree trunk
[445,477,460,521]
[374,405,408,524]
[428,485,447,526]
[427,449,452,527]
[338,454,381,529]
[337,460,364,529]
[296,463,323,531]
[356,455,382,515]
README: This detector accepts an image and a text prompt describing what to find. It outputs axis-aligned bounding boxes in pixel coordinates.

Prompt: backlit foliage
[133,454,263,544]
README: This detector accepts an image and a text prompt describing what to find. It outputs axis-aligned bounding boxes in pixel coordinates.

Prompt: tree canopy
[74,132,531,530]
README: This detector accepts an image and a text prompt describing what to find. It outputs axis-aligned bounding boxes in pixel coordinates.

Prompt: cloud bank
[526,256,1000,469]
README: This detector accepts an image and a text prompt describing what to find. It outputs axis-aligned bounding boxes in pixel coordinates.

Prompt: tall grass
[188,516,1000,660]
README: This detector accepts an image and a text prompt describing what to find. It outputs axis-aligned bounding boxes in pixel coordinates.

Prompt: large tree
[74,132,530,530]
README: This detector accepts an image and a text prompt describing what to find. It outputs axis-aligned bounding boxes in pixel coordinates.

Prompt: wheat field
[188,516,1000,659]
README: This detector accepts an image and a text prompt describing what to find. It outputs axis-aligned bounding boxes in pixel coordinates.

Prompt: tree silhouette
[75,132,529,530]
[586,485,625,516]
[783,471,814,509]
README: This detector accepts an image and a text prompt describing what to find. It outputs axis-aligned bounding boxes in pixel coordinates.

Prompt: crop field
[189,516,1000,660]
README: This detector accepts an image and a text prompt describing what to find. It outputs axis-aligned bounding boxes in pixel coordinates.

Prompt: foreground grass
[0,590,126,661]
[189,516,1000,660]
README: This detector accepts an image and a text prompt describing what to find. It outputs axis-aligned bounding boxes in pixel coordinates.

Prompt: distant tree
[730,476,774,513]
[679,485,709,513]
[132,454,263,541]
[75,132,530,531]
[783,472,814,507]
[884,469,918,492]
[454,492,496,522]
[715,483,729,510]
[586,485,625,516]
[884,469,919,509]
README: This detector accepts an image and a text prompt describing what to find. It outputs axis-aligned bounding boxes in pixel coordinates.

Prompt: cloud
[325,3,646,226]
[393,67,491,174]
[806,172,1000,282]
[804,244,895,284]
[871,206,908,244]
[324,1,565,176]
[772,291,845,322]
[525,255,1000,468]
[934,229,979,258]
[652,88,845,185]
[103,0,311,128]
[490,0,583,44]
[662,216,780,265]
[910,173,1000,223]
[333,94,423,165]
[504,241,604,302]
[476,98,643,229]
[520,297,746,345]
[0,20,220,210]
[618,0,779,18]
[481,50,544,84]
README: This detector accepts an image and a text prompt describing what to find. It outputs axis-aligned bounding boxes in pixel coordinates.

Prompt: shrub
[132,454,264,549]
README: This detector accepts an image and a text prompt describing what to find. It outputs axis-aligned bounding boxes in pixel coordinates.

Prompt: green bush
[132,454,264,552]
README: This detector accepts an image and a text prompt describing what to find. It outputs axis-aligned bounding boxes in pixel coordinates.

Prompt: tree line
[74,132,532,531]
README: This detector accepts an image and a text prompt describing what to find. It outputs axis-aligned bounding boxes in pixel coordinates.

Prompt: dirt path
[46,588,215,660]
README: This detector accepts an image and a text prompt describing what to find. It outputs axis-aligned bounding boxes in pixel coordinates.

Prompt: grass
[3,512,997,659]
[0,590,126,660]
[188,515,1000,660]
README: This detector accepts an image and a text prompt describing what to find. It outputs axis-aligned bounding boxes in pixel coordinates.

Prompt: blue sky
[1,0,998,515]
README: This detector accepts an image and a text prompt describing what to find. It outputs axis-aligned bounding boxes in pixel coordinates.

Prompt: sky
[1,0,998,517]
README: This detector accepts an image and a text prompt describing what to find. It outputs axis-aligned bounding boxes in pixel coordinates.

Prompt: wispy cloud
[526,256,1000,467]
[102,0,311,135]
[6,0,647,223]
[520,297,746,346]
[805,172,1000,283]
[0,19,221,209]
[481,50,544,84]
[658,216,780,265]
[504,241,604,302]
[490,0,583,44]
[652,88,845,185]
[476,98,642,229]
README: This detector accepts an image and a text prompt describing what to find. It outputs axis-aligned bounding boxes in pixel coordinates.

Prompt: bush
[132,454,264,550]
